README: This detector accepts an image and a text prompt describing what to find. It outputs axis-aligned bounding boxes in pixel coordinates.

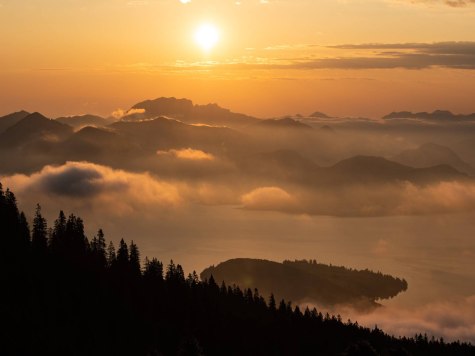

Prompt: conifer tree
[50,210,66,253]
[32,204,47,253]
[143,257,163,281]
[129,241,141,277]
[269,293,276,311]
[18,212,31,248]
[116,239,129,268]
[91,229,107,268]
[106,241,116,267]
[165,260,176,281]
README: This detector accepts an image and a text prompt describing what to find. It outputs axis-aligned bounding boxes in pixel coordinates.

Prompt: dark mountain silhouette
[239,150,467,187]
[111,116,248,155]
[383,110,475,121]
[328,155,466,184]
[393,143,474,176]
[128,97,259,128]
[0,110,30,133]
[256,117,312,130]
[56,114,116,129]
[61,126,144,162]
[310,111,331,118]
[2,183,473,355]
[201,258,408,308]
[0,112,73,148]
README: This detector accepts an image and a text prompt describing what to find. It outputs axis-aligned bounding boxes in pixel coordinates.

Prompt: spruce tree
[116,239,129,269]
[50,210,66,253]
[91,229,107,268]
[32,204,47,254]
[129,241,141,277]
[18,212,31,248]
[106,241,116,268]
[143,257,163,281]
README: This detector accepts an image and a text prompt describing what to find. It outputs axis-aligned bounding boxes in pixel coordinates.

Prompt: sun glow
[194,23,220,51]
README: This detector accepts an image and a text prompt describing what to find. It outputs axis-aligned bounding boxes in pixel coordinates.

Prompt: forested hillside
[1,182,473,355]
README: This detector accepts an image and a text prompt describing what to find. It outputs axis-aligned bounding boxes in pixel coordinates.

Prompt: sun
[194,23,220,51]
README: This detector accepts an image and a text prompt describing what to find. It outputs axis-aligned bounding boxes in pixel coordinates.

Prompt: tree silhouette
[32,204,47,253]
[106,240,116,267]
[90,229,107,269]
[129,240,141,277]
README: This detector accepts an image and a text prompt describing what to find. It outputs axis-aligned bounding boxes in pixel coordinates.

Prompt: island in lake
[201,258,408,310]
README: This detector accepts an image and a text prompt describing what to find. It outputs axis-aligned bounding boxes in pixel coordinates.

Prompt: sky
[1,0,475,118]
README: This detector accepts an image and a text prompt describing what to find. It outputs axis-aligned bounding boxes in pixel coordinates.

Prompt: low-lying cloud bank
[342,296,475,343]
[3,162,475,218]
[241,181,475,216]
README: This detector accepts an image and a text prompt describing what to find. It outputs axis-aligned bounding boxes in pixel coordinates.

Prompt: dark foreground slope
[201,258,408,309]
[1,183,473,356]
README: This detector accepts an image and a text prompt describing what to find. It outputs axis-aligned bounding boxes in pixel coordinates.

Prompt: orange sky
[1,0,475,118]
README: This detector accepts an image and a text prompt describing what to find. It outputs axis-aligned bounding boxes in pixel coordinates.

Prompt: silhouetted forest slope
[1,183,474,355]
[201,258,408,309]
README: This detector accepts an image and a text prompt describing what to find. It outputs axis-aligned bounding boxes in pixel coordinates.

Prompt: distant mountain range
[126,97,259,128]
[309,111,332,118]
[0,98,472,188]
[239,150,466,186]
[255,117,312,130]
[392,143,474,175]
[0,105,471,186]
[383,110,475,121]
[0,112,73,149]
[0,111,30,134]
[56,114,116,129]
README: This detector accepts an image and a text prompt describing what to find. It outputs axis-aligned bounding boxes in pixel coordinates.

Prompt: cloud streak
[169,41,475,72]
[157,148,215,161]
[341,296,475,343]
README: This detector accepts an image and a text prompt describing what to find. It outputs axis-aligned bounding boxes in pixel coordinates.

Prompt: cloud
[4,160,475,220]
[240,181,475,217]
[157,148,215,161]
[445,0,475,6]
[292,43,475,70]
[171,41,475,72]
[409,0,475,7]
[342,296,475,343]
[3,162,182,216]
[111,108,145,119]
[241,187,297,211]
